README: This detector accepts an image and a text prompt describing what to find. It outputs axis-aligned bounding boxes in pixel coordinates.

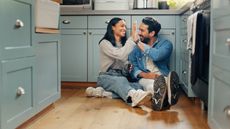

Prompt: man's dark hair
[142,17,161,37]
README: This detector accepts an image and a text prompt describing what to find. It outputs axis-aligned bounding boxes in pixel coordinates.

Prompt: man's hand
[138,72,160,79]
[137,42,145,52]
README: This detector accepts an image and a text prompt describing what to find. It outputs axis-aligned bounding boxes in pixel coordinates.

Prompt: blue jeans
[97,69,143,104]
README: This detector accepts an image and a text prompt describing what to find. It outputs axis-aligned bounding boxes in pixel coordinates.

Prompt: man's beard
[140,37,150,44]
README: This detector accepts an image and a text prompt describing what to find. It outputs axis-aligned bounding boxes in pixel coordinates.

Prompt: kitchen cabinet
[60,15,131,82]
[61,29,88,81]
[0,0,35,129]
[208,2,230,128]
[34,34,61,112]
[60,16,88,81]
[178,10,196,97]
[87,29,106,82]
[0,1,61,128]
[0,57,35,129]
[0,0,34,60]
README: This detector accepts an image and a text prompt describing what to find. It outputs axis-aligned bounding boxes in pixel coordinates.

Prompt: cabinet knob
[183,17,187,22]
[62,20,71,24]
[183,39,187,43]
[226,38,230,46]
[17,87,25,96]
[182,70,187,74]
[15,19,24,28]
[171,32,175,35]
[224,105,230,118]
[105,20,110,24]
[89,32,92,35]
[83,32,86,35]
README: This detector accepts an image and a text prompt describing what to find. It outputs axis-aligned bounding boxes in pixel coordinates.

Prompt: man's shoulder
[158,37,173,46]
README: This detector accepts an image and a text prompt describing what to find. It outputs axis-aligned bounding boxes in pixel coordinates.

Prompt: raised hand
[131,21,139,43]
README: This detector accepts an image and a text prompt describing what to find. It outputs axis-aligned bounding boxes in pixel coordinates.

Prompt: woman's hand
[131,21,139,43]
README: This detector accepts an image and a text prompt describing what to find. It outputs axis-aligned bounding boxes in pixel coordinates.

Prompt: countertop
[61,2,192,15]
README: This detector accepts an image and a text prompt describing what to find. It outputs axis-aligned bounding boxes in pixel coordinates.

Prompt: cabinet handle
[15,19,24,28]
[226,38,230,46]
[17,87,25,96]
[171,32,175,35]
[83,32,86,35]
[89,32,92,35]
[183,39,187,43]
[105,20,110,24]
[183,17,187,22]
[62,20,71,24]
[224,105,230,118]
[182,70,187,74]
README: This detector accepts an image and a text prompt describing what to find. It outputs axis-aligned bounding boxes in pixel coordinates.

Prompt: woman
[86,17,151,107]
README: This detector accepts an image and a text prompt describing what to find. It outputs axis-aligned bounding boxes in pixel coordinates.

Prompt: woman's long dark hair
[99,17,127,47]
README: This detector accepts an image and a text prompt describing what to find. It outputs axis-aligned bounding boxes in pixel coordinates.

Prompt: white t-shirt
[146,56,161,75]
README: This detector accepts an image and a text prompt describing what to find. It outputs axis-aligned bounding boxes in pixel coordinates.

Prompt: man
[129,17,180,111]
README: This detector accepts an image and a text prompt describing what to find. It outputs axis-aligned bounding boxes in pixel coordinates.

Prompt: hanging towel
[187,11,201,55]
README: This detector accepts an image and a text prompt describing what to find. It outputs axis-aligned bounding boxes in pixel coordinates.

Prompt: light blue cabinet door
[208,10,230,129]
[158,29,176,71]
[87,29,106,82]
[0,57,35,129]
[61,29,88,81]
[0,0,34,60]
[35,35,61,112]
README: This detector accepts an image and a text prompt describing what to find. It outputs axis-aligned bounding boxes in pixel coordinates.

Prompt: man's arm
[138,72,160,79]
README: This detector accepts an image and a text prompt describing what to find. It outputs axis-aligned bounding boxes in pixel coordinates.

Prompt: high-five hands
[131,21,139,43]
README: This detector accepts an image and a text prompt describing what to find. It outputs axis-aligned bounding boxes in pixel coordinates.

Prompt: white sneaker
[128,89,152,107]
[85,87,112,98]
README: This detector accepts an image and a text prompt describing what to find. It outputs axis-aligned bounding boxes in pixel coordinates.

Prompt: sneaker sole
[152,75,167,111]
[169,71,180,105]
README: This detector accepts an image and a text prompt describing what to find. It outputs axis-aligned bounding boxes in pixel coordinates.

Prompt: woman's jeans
[97,69,143,103]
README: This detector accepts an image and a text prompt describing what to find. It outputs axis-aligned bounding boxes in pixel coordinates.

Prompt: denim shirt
[128,37,173,80]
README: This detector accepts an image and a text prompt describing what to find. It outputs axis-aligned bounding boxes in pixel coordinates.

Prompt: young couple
[86,17,180,111]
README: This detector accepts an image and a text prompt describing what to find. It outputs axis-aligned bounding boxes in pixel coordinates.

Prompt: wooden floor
[18,87,210,129]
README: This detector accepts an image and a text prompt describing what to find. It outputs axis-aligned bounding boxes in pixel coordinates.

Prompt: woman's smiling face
[112,20,127,38]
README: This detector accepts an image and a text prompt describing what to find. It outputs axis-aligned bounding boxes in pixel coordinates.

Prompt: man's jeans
[97,69,143,103]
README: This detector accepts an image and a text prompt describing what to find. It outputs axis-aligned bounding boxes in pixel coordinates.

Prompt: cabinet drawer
[60,16,87,29]
[1,57,35,129]
[88,16,131,29]
[213,26,230,59]
[210,66,230,129]
[1,0,33,59]
[132,15,176,29]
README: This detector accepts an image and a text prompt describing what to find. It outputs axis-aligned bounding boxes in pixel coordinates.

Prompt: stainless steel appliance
[61,0,92,9]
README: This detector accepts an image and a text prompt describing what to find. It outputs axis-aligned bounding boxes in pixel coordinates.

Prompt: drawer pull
[17,87,25,96]
[89,32,92,35]
[183,39,187,43]
[15,19,24,28]
[224,105,230,118]
[62,20,71,24]
[105,20,110,24]
[226,38,230,46]
[83,32,86,35]
[182,70,187,74]
[183,17,187,22]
